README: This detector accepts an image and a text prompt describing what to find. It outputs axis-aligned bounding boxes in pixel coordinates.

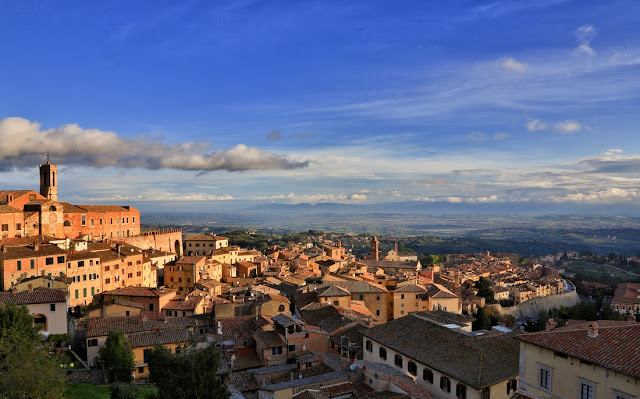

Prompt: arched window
[278,305,285,312]
[49,206,57,212]
[63,220,71,227]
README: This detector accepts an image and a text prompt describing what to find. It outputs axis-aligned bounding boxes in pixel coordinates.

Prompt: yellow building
[516,320,639,399]
[128,328,191,380]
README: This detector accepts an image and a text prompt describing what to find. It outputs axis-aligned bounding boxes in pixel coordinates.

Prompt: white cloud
[573,24,597,56]
[348,193,367,200]
[527,119,547,131]
[500,57,528,72]
[551,188,638,203]
[0,117,308,171]
[527,118,582,134]
[467,131,487,142]
[493,133,509,140]
[553,121,582,134]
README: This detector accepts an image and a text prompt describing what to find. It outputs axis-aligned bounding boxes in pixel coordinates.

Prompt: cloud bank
[0,117,308,172]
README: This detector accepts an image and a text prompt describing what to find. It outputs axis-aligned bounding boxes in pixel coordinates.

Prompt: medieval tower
[39,155,58,201]
[370,236,379,260]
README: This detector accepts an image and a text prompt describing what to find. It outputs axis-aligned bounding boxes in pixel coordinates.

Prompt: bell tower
[370,236,379,261]
[39,154,58,201]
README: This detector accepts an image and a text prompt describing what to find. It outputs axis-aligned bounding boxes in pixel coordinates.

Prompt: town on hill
[1,160,639,399]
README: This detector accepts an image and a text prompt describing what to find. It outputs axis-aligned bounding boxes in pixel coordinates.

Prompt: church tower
[370,236,379,261]
[39,154,58,201]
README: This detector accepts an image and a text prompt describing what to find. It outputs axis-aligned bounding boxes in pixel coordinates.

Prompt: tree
[474,277,495,302]
[148,343,230,399]
[99,330,134,383]
[0,302,67,399]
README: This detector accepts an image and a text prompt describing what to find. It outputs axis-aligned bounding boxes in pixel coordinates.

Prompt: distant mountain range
[245,201,640,215]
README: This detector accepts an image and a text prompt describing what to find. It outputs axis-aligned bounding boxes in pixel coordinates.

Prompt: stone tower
[370,236,379,261]
[39,154,58,201]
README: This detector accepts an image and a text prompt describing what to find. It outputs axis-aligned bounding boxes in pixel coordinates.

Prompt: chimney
[587,322,599,338]
[545,318,556,331]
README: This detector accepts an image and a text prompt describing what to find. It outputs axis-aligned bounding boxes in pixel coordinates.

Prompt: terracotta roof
[214,315,260,341]
[394,284,426,293]
[102,286,176,298]
[516,321,640,378]
[163,296,204,311]
[362,314,519,389]
[362,260,420,269]
[301,305,340,325]
[318,285,351,297]
[86,315,203,337]
[58,202,86,213]
[74,205,136,213]
[0,205,22,213]
[175,256,206,264]
[2,243,66,260]
[229,371,261,392]
[186,234,228,241]
[317,280,387,294]
[293,390,329,399]
[128,328,190,348]
[255,330,285,349]
[425,283,458,298]
[0,287,67,304]
[272,313,303,328]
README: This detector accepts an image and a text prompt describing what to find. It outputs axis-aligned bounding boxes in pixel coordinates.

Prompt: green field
[66,383,156,399]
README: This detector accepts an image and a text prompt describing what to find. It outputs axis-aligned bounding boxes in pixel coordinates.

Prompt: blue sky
[1,0,640,210]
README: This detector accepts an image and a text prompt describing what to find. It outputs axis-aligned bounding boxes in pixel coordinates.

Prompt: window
[359,294,364,300]
[110,218,113,224]
[272,347,283,355]
[539,366,552,391]
[90,218,95,227]
[138,366,144,374]
[143,349,152,363]
[81,215,86,226]
[149,304,154,311]
[88,339,98,347]
[278,304,285,312]
[423,369,433,383]
[456,384,467,399]
[17,260,21,271]
[401,303,405,307]
[16,223,21,231]
[30,259,35,269]
[379,347,387,360]
[74,289,78,299]
[83,274,87,281]
[57,256,64,264]
[480,388,490,399]
[580,382,595,399]
[50,304,56,312]
[91,287,95,296]
[83,288,87,297]
[99,218,103,225]
[401,294,405,299]
[78,261,85,267]
[507,379,517,395]
[394,354,403,368]
[376,296,380,300]
[288,344,296,352]
[105,278,110,284]
[1,224,8,231]
[376,310,380,316]
[440,376,451,393]
[365,340,373,352]
[408,361,417,376]
[45,257,54,265]
[132,217,135,224]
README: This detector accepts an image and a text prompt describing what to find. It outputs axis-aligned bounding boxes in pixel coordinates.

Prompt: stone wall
[120,229,183,255]
[488,290,580,318]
